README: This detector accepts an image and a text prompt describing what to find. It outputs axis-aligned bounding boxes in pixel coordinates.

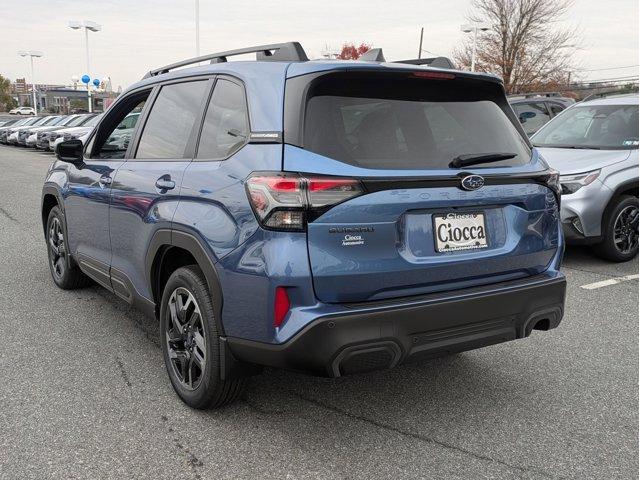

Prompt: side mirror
[56,139,84,165]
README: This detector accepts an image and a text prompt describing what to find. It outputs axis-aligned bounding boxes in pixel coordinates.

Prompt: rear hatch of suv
[281,67,561,303]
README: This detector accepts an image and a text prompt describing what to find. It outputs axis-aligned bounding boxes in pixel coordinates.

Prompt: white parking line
[581,274,639,290]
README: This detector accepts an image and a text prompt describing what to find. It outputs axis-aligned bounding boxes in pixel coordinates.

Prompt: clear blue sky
[1,0,637,89]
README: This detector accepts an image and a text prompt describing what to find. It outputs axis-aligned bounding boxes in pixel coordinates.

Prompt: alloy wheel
[165,287,206,390]
[48,217,66,280]
[613,205,639,255]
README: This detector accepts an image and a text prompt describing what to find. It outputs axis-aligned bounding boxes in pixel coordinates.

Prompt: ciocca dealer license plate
[433,212,488,253]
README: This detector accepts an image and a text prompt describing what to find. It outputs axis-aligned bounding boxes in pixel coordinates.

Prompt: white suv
[9,107,36,115]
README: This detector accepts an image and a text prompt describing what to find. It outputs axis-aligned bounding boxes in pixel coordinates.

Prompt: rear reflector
[273,287,291,328]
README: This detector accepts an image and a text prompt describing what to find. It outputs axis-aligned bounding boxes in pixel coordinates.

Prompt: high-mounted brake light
[411,71,456,80]
[246,173,364,231]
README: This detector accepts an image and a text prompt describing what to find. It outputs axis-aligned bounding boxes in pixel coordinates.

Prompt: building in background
[11,78,65,111]
[44,88,119,114]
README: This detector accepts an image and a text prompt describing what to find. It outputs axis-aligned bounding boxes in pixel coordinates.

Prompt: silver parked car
[533,94,639,261]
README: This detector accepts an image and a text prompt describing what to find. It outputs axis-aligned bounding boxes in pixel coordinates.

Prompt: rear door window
[136,80,208,159]
[301,74,530,170]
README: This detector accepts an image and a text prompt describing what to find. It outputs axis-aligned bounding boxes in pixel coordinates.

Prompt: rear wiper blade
[449,152,517,169]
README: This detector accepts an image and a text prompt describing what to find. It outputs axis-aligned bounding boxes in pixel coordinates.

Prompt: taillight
[542,168,562,207]
[246,172,364,231]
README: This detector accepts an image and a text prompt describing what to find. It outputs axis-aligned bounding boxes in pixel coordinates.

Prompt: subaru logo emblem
[460,175,485,191]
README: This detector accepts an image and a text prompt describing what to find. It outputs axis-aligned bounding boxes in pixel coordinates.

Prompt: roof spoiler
[142,42,309,79]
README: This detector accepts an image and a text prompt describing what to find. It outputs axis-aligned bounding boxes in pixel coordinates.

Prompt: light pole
[195,0,200,57]
[461,22,490,71]
[68,20,101,112]
[18,51,43,114]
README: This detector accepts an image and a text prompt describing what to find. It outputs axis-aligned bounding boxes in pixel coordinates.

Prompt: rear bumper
[226,272,566,377]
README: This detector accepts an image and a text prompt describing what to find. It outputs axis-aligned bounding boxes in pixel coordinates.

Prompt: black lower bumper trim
[226,273,566,377]
[562,223,601,245]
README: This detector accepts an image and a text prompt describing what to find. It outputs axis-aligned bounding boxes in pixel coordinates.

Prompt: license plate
[433,212,488,253]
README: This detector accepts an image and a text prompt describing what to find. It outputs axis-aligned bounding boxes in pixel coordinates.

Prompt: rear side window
[513,102,551,135]
[136,80,208,159]
[301,74,530,170]
[196,79,249,160]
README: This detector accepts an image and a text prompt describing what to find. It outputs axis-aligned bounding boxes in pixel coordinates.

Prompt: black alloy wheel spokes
[165,287,206,390]
[49,217,66,279]
[613,206,639,254]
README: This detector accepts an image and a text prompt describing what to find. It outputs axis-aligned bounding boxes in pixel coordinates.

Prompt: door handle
[155,177,176,191]
[99,175,112,186]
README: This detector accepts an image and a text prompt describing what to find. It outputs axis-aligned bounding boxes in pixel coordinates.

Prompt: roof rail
[359,48,386,62]
[394,57,456,69]
[508,91,563,99]
[143,42,309,79]
[581,87,639,102]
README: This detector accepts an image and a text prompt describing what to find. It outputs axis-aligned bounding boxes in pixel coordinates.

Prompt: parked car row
[0,113,100,151]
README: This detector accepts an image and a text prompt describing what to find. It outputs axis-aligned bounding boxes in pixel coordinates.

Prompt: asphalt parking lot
[0,145,637,480]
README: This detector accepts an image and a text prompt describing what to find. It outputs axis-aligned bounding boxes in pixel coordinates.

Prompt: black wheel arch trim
[146,228,225,335]
[41,185,81,274]
[41,184,65,237]
[602,179,639,228]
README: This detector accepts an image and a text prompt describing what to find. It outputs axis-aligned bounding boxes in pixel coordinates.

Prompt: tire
[46,206,91,289]
[160,265,245,409]
[593,195,639,262]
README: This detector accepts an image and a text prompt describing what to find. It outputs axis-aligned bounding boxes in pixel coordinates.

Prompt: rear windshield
[533,104,639,150]
[301,74,530,169]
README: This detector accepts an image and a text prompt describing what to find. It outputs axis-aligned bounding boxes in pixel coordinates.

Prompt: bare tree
[455,0,579,93]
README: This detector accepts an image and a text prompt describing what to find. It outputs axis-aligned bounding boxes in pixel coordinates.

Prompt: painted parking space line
[580,274,639,290]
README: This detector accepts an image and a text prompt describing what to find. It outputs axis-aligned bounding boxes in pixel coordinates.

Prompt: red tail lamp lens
[308,178,359,192]
[245,173,363,231]
[273,287,291,328]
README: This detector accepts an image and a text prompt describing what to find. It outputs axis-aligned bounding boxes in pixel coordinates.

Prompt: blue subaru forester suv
[42,43,566,408]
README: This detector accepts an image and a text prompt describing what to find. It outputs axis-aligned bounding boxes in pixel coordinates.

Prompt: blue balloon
[92,78,100,87]
[81,74,90,84]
